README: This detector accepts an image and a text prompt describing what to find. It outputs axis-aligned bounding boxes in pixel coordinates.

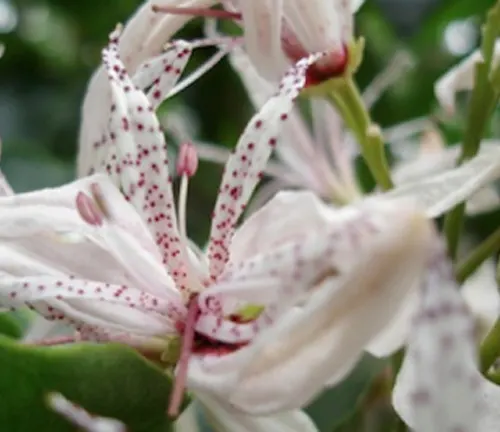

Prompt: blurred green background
[0,0,497,244]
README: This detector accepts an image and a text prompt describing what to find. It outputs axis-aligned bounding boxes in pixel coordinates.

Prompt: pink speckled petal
[207,53,324,280]
[77,0,217,177]
[0,276,177,335]
[132,40,193,109]
[102,29,191,290]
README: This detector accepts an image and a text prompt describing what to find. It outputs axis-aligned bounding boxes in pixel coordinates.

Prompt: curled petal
[207,53,324,280]
[435,40,500,113]
[392,242,500,432]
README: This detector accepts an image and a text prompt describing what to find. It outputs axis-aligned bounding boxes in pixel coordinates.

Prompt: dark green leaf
[305,354,387,431]
[0,313,22,339]
[0,337,177,432]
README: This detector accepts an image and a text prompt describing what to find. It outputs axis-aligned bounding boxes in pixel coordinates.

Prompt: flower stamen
[176,142,198,243]
[167,296,199,417]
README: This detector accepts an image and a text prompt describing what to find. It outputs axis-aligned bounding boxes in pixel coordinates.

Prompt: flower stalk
[480,317,500,374]
[444,0,500,259]
[455,225,500,284]
[325,76,394,191]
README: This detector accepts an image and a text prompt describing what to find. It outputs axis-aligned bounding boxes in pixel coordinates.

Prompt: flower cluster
[2,1,500,431]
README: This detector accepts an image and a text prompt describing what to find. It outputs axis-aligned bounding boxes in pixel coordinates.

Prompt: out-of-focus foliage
[0,0,499,429]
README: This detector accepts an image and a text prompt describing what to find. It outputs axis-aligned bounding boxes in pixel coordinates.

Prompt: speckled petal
[206,53,324,280]
[102,29,191,290]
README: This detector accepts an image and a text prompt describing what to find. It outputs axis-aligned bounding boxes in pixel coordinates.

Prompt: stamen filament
[167,297,199,417]
[178,174,189,242]
[152,5,241,21]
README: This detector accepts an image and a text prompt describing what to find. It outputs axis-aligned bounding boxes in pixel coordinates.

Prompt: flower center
[280,24,349,86]
[152,5,349,85]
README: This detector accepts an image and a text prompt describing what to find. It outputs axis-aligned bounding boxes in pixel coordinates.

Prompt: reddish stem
[151,5,241,20]
[167,297,199,417]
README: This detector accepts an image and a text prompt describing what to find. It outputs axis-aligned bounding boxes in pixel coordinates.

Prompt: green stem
[455,225,500,283]
[443,204,465,261]
[480,317,500,373]
[326,78,394,191]
[443,63,499,259]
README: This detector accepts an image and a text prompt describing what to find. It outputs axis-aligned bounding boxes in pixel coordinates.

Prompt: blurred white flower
[392,243,500,432]
[435,40,500,114]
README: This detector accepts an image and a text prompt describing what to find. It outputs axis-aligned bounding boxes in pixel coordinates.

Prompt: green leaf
[0,337,177,431]
[0,313,22,339]
[305,354,387,431]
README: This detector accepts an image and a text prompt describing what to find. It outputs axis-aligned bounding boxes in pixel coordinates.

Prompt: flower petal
[0,175,186,336]
[194,391,318,432]
[229,47,336,197]
[77,0,216,176]
[461,259,499,337]
[206,53,324,280]
[392,140,500,216]
[132,41,193,110]
[229,190,336,264]
[174,402,201,432]
[384,144,500,218]
[191,198,434,413]
[102,30,191,289]
[392,241,499,432]
[283,0,344,54]
[435,40,500,113]
[1,276,175,336]
[0,175,170,293]
[235,0,287,80]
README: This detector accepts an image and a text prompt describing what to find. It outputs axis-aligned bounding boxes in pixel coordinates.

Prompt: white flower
[392,242,500,432]
[152,0,366,81]
[225,0,365,80]
[391,130,500,216]
[0,24,437,432]
[435,40,500,114]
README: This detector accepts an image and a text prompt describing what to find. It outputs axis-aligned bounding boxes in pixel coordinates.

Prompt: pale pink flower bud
[176,141,199,177]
